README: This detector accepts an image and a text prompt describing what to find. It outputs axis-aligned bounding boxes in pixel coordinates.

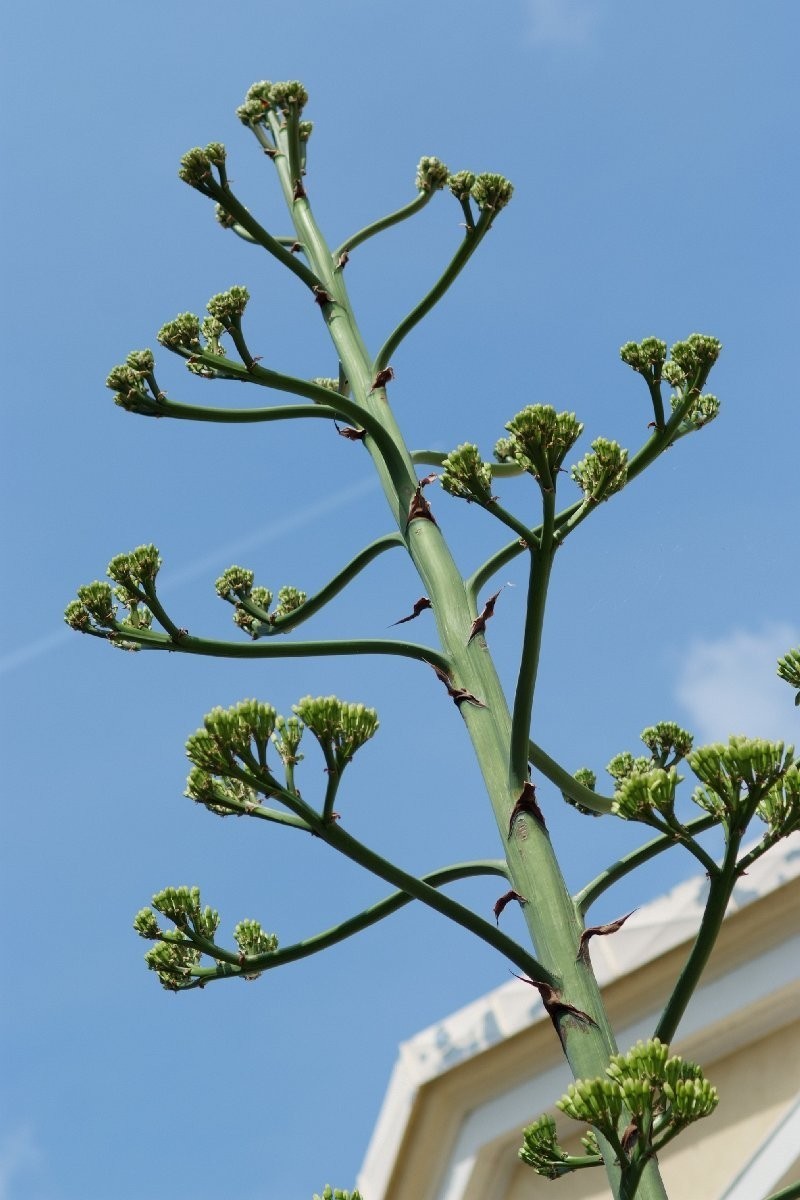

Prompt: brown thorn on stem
[427,661,486,709]
[335,251,350,272]
[390,596,431,626]
[493,889,526,924]
[507,780,546,838]
[406,486,437,528]
[511,974,597,1048]
[467,588,503,645]
[577,911,636,964]
[313,285,334,306]
[371,366,395,391]
[333,419,366,442]
[293,179,306,200]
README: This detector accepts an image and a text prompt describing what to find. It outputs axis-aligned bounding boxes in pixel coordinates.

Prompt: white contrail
[1,476,380,677]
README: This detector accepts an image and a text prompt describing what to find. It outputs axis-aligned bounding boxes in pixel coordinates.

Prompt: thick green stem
[263,127,669,1200]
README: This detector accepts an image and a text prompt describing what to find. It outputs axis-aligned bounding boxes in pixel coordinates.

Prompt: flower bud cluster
[415,156,450,192]
[157,313,202,355]
[503,405,584,483]
[105,349,159,413]
[518,1115,576,1178]
[185,700,279,779]
[447,170,476,202]
[777,646,800,704]
[144,939,201,991]
[150,885,220,939]
[206,286,250,329]
[185,767,263,818]
[233,918,278,958]
[667,334,722,389]
[440,444,493,504]
[292,696,379,772]
[313,1188,363,1200]
[570,438,628,503]
[310,377,341,396]
[563,767,603,817]
[470,173,514,212]
[670,392,720,430]
[688,736,795,831]
[756,764,800,839]
[640,721,693,767]
[178,144,227,192]
[612,767,680,823]
[108,544,162,592]
[273,585,307,620]
[620,337,668,381]
[554,1040,717,1160]
[236,79,309,125]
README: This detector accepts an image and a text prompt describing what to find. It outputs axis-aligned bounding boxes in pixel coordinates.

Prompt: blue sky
[2,2,798,1197]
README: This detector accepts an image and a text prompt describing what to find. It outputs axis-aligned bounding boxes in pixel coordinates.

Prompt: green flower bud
[75,581,117,628]
[310,377,340,397]
[620,337,667,378]
[236,98,267,125]
[298,120,313,142]
[271,714,305,765]
[493,436,517,464]
[518,1115,572,1178]
[505,405,584,480]
[670,392,721,430]
[415,156,449,192]
[233,918,278,958]
[105,364,142,397]
[273,586,306,620]
[292,695,379,772]
[557,1077,623,1139]
[688,736,794,827]
[612,767,680,822]
[133,908,162,939]
[574,767,597,790]
[470,173,514,212]
[668,334,722,385]
[448,170,476,202]
[607,1039,669,1086]
[144,938,201,990]
[778,646,800,705]
[204,142,226,166]
[270,80,309,114]
[64,599,92,632]
[606,751,651,785]
[178,147,213,189]
[200,316,227,356]
[106,544,161,593]
[662,360,686,387]
[440,444,493,504]
[215,566,255,602]
[640,721,693,766]
[570,438,628,502]
[206,286,250,328]
[157,313,202,354]
[126,349,155,374]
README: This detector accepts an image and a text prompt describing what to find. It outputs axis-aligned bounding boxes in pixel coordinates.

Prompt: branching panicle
[441,444,493,504]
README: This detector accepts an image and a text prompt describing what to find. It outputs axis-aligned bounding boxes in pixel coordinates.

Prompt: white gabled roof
[358,833,800,1199]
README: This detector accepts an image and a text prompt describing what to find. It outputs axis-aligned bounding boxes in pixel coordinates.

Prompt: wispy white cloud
[525,0,603,47]
[0,1125,42,1200]
[0,476,378,677]
[675,623,799,745]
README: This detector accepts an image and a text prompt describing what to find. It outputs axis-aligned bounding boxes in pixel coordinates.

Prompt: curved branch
[127,395,340,425]
[574,815,718,915]
[250,532,405,637]
[96,624,453,673]
[176,859,512,986]
[334,188,435,260]
[528,740,614,816]
[373,208,494,375]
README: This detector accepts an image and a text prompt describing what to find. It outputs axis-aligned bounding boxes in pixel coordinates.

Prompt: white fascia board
[716,1090,800,1200]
